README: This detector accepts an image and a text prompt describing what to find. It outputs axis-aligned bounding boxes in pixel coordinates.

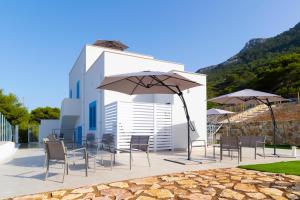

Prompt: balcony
[61,98,81,117]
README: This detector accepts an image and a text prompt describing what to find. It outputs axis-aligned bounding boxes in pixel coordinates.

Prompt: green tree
[30,107,60,124]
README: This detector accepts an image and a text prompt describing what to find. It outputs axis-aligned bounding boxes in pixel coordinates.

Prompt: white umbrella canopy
[207,108,235,115]
[209,89,289,156]
[98,71,201,95]
[98,70,202,161]
[209,89,287,105]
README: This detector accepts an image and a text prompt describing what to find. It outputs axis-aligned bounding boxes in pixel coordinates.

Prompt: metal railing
[0,112,13,141]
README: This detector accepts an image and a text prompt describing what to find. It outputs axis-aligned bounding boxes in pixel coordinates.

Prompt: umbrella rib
[130,76,146,95]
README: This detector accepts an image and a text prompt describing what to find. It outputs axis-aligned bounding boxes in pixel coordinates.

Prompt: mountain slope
[197,22,300,99]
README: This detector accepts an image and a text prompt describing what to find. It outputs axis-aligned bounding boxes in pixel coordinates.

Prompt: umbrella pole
[266,99,277,155]
[177,89,191,160]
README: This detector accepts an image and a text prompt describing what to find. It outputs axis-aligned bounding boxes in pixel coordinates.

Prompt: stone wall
[219,120,300,145]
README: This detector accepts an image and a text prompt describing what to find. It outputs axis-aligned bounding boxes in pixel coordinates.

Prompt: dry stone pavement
[8,168,300,200]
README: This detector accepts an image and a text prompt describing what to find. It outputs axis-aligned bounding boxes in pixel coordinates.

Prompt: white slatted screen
[104,101,173,151]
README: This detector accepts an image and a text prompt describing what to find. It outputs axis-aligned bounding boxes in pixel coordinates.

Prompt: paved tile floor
[1,146,299,199]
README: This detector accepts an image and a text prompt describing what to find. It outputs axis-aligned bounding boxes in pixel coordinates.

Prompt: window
[76,80,80,99]
[89,101,96,130]
[69,89,72,98]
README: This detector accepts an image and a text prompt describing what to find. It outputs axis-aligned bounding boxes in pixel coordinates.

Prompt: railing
[104,101,173,151]
[0,112,13,141]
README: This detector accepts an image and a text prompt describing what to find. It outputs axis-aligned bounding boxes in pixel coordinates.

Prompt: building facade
[59,41,207,150]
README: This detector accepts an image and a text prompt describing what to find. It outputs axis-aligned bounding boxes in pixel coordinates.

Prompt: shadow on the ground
[5,155,45,167]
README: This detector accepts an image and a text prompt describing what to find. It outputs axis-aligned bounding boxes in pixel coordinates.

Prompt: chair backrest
[220,136,239,149]
[101,134,115,146]
[45,141,66,160]
[47,134,57,141]
[130,135,150,151]
[239,136,266,147]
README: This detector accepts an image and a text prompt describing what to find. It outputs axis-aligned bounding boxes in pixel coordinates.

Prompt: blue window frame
[76,80,80,99]
[89,101,96,130]
[69,89,72,98]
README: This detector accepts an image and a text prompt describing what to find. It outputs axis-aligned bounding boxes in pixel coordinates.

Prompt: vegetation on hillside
[0,89,60,142]
[198,22,300,100]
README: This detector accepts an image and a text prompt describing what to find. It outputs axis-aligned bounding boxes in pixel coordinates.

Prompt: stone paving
[8,168,300,200]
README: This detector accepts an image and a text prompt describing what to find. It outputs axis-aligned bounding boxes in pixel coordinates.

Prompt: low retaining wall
[219,120,300,145]
[0,142,17,163]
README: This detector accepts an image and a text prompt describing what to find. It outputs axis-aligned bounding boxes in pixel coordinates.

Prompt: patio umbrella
[98,71,202,160]
[209,89,288,156]
[207,108,235,137]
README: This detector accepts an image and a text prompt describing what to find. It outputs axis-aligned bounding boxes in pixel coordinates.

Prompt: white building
[59,40,207,151]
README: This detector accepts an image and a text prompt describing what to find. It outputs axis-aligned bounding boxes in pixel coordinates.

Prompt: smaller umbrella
[207,108,235,136]
[209,89,288,155]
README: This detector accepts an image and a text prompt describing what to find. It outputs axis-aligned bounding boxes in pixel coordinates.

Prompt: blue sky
[1,1,300,110]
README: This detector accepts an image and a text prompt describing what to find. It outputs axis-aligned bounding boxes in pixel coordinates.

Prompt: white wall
[38,119,60,142]
[64,44,207,150]
[84,53,105,138]
[171,71,207,150]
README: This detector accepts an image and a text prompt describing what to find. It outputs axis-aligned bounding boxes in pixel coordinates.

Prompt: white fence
[0,112,13,142]
[104,101,173,151]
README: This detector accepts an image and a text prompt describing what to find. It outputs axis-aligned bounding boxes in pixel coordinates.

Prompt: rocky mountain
[198,22,300,99]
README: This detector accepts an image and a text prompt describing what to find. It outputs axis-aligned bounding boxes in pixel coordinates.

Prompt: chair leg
[62,162,66,182]
[45,159,50,181]
[213,146,216,159]
[147,151,151,167]
[263,147,265,159]
[220,146,222,161]
[110,153,113,170]
[204,145,207,158]
[130,150,132,170]
[66,162,69,175]
[240,147,242,162]
[85,152,88,177]
[255,146,257,160]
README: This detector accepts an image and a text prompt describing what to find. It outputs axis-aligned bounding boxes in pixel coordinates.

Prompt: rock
[82,193,95,200]
[52,190,67,198]
[173,189,189,195]
[100,188,128,196]
[130,177,158,185]
[257,177,275,182]
[115,191,134,200]
[93,197,112,200]
[286,193,299,200]
[245,192,266,199]
[220,189,245,200]
[176,179,197,188]
[96,184,110,191]
[178,193,212,200]
[231,176,242,181]
[136,196,156,200]
[202,187,216,196]
[150,183,161,189]
[241,179,262,184]
[259,187,284,196]
[13,194,48,200]
[62,193,83,200]
[234,183,257,192]
[161,176,186,182]
[144,189,174,199]
[109,182,129,188]
[71,186,94,194]
[274,181,293,187]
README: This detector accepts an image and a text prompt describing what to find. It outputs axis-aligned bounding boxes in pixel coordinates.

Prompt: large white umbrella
[98,71,202,160]
[209,89,288,156]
